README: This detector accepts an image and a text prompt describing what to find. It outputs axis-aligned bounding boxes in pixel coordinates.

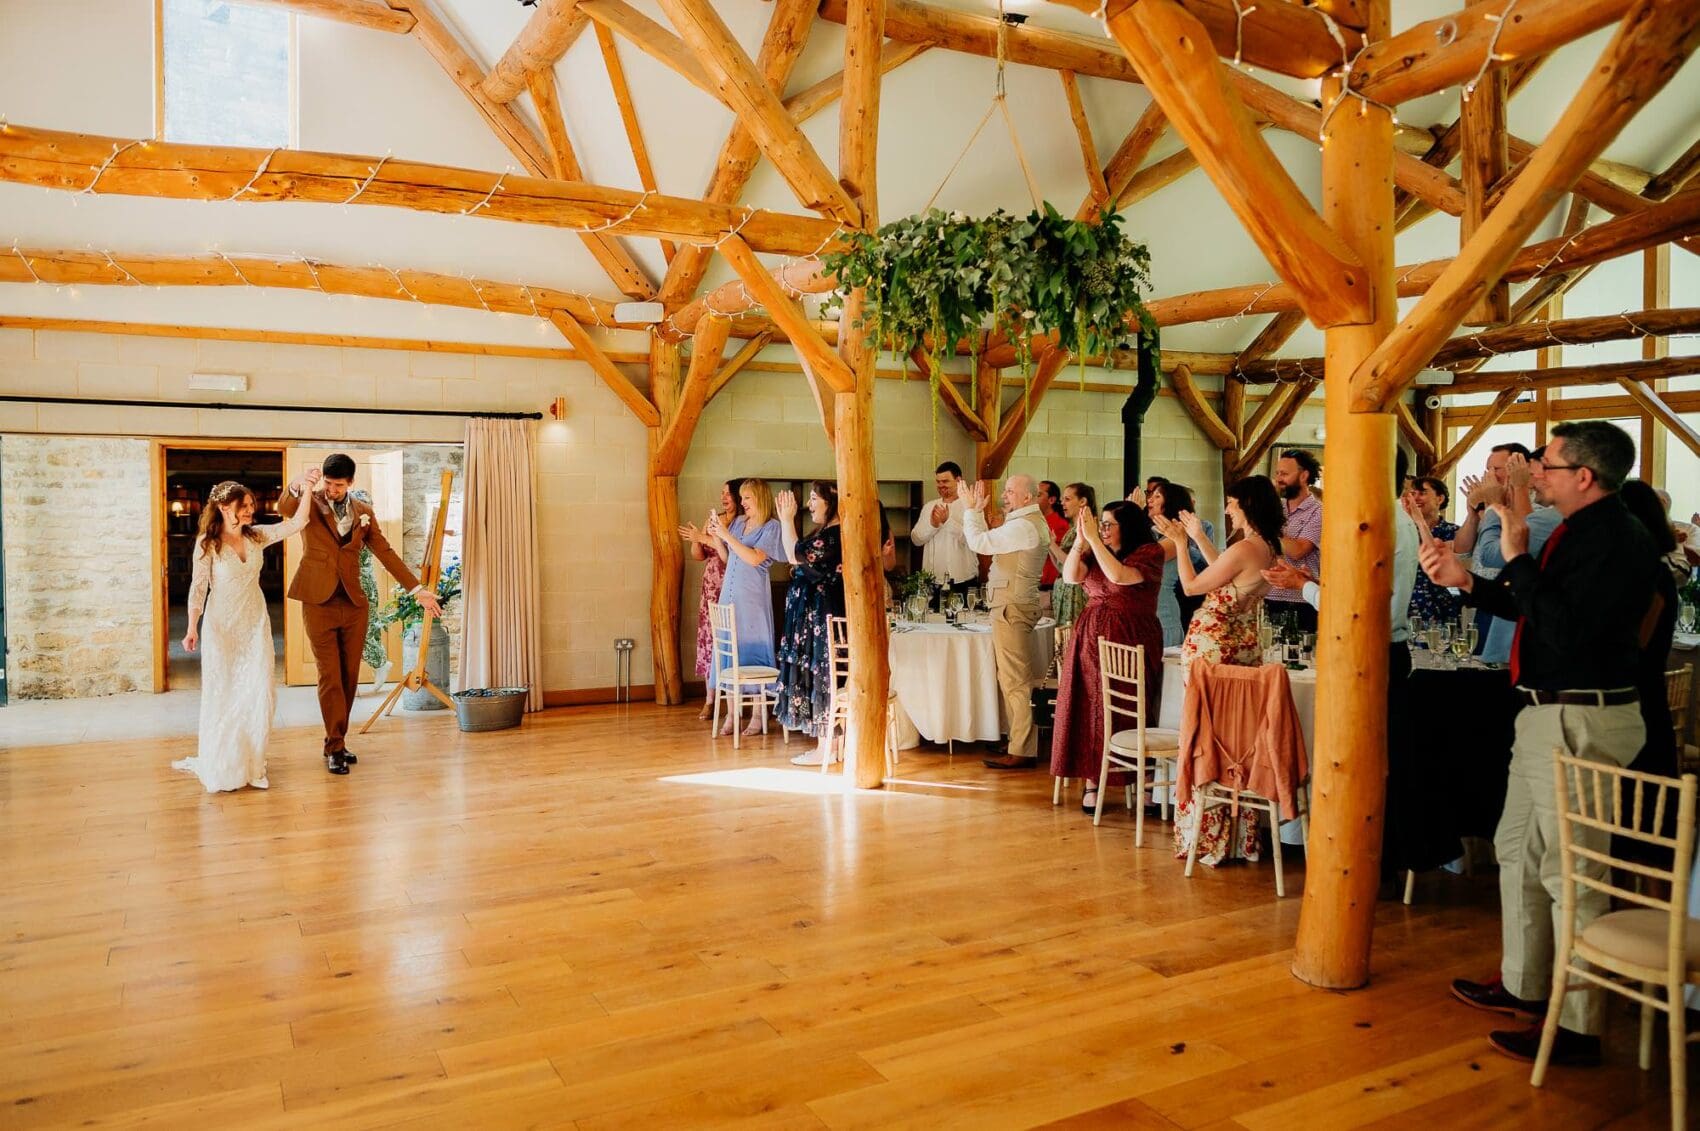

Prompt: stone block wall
[2,436,154,698]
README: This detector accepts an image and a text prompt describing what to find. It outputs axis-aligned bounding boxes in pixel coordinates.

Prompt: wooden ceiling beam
[0,123,844,255]
[979,349,1070,481]
[0,246,632,327]
[1450,353,1700,392]
[1503,135,1700,259]
[717,235,855,394]
[1645,131,1700,201]
[1229,377,1316,480]
[576,0,720,100]
[1394,399,1437,463]
[1059,71,1109,208]
[592,22,674,263]
[1104,0,1370,329]
[658,0,858,225]
[1459,0,1510,326]
[548,310,660,425]
[1089,99,1167,219]
[479,0,588,104]
[1430,387,1522,477]
[1151,186,1697,326]
[657,0,819,307]
[1169,364,1236,449]
[705,330,774,403]
[386,0,653,299]
[1616,376,1700,460]
[230,0,414,33]
[1350,0,1636,107]
[1349,2,1700,413]
[1052,0,1363,79]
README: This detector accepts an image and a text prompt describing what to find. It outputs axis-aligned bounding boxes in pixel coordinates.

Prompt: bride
[172,470,318,792]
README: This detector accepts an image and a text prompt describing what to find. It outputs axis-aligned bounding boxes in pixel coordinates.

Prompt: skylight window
[160,0,294,148]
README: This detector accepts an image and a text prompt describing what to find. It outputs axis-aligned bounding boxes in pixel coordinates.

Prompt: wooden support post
[1059,71,1109,206]
[1087,99,1167,219]
[973,351,1003,481]
[1459,0,1509,326]
[655,316,731,474]
[1348,2,1700,413]
[646,339,686,705]
[1292,3,1397,988]
[834,0,890,792]
[1229,379,1316,480]
[980,350,1070,481]
[1394,399,1437,465]
[1642,244,1669,484]
[706,331,773,404]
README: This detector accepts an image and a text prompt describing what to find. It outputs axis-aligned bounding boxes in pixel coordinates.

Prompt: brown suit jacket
[278,489,421,607]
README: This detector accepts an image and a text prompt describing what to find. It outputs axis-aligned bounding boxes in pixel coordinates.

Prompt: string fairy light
[1462,0,1521,101]
[460,168,511,217]
[340,153,391,206]
[9,241,45,285]
[227,147,280,200]
[81,141,140,194]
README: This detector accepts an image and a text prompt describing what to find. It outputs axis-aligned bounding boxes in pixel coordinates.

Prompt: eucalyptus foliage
[820,205,1157,445]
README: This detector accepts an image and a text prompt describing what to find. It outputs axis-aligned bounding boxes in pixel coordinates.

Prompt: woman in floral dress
[1402,475,1462,624]
[680,478,741,720]
[774,483,845,765]
[1156,475,1284,865]
[1048,501,1166,813]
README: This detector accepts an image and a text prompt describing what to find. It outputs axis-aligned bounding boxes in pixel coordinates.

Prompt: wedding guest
[1453,442,1530,556]
[773,484,846,766]
[964,474,1050,769]
[1473,450,1562,662]
[1654,488,1699,582]
[1039,480,1070,591]
[1428,421,1659,1068]
[1049,501,1166,814]
[1266,450,1322,632]
[679,477,740,721]
[1404,476,1463,624]
[910,461,978,594]
[706,478,784,737]
[1046,483,1096,628]
[1160,476,1282,865]
[1147,481,1215,633]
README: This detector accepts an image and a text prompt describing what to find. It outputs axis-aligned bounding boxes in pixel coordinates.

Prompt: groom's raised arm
[278,483,304,519]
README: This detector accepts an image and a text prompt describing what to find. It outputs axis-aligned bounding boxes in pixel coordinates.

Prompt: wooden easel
[361,470,455,730]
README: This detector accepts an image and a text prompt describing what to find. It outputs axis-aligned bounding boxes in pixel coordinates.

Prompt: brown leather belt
[1516,687,1638,708]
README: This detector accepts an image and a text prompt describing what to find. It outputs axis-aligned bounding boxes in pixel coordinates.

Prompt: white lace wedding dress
[172,508,311,792]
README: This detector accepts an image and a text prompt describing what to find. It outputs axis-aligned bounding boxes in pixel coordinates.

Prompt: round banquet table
[888,616,1055,749]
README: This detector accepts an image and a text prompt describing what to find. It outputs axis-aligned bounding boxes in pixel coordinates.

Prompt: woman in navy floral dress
[774,482,845,764]
[1403,476,1461,623]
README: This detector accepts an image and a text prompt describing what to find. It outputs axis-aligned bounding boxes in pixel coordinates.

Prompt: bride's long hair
[196,480,265,559]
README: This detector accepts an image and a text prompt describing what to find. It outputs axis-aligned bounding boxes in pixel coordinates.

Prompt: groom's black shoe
[325,753,350,775]
[339,750,358,764]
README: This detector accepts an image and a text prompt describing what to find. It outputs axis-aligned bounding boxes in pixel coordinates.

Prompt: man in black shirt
[1417,420,1658,1069]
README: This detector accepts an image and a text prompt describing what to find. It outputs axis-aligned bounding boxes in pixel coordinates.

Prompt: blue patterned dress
[712,516,784,689]
[1406,518,1461,622]
[775,525,845,737]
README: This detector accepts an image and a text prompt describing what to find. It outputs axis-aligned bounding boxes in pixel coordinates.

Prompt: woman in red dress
[1047,500,1167,814]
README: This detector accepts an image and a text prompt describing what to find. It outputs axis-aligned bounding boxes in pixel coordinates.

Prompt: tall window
[160,0,293,148]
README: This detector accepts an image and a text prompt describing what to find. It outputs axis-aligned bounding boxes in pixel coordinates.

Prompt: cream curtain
[458,418,544,712]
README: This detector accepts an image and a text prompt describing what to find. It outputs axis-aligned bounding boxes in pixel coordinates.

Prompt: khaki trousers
[302,587,368,756]
[1497,700,1644,1035]
[992,598,1041,758]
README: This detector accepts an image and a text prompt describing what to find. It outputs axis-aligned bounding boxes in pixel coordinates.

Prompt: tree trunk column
[1292,6,1398,989]
[647,338,686,706]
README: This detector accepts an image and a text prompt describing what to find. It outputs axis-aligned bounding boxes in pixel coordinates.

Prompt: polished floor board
[0,701,1682,1128]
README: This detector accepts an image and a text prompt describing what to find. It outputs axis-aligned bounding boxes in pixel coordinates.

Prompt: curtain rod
[0,395,541,420]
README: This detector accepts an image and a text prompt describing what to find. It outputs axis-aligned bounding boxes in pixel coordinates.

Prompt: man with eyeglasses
[1417,420,1661,1070]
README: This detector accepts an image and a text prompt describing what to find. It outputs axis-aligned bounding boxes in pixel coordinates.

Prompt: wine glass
[1680,600,1697,634]
[1450,636,1471,666]
[1438,622,1453,650]
[945,592,964,623]
[1466,623,1480,655]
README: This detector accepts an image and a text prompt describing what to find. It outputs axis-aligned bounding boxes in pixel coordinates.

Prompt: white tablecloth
[1157,651,1315,844]
[889,617,1055,748]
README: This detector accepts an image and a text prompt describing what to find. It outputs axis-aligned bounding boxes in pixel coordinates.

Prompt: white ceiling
[0,0,1696,361]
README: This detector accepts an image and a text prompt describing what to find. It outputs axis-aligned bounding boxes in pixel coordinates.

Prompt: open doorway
[160,445,286,691]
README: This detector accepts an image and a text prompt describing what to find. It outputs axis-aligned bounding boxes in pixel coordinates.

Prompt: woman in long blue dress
[774,483,845,764]
[707,478,784,736]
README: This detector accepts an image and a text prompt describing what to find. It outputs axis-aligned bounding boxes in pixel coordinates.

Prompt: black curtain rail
[0,395,541,420]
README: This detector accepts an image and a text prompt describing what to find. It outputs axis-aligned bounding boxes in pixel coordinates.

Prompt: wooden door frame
[153,439,289,693]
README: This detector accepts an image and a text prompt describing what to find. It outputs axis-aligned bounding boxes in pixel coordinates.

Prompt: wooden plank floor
[0,702,1683,1128]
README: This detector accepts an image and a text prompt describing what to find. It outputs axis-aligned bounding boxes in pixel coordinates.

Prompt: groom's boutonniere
[359,514,372,529]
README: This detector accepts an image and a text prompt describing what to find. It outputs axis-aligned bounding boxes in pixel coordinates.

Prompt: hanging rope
[923,0,1043,213]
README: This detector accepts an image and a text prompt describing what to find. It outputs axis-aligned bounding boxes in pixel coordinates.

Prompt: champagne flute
[1450,635,1471,666]
[1466,623,1480,655]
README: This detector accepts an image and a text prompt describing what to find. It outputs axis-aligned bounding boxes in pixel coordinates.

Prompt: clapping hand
[775,490,798,522]
[1463,473,1502,511]
[1078,509,1102,547]
[1127,487,1146,508]
[677,521,704,546]
[1261,560,1312,591]
[1401,494,1428,532]
[1419,537,1471,589]
[1492,501,1529,560]
[1178,510,1204,540]
[1151,513,1186,546]
[965,480,990,512]
[929,501,949,525]
[1506,452,1532,493]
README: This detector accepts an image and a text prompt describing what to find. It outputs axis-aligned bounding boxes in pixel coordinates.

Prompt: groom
[279,453,441,775]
